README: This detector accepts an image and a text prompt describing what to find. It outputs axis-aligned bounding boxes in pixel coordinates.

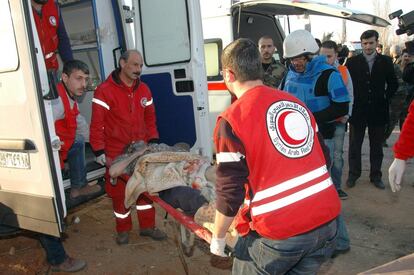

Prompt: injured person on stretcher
[108,141,238,247]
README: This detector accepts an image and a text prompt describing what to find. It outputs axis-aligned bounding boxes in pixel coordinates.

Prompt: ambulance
[0,0,210,237]
[0,0,388,237]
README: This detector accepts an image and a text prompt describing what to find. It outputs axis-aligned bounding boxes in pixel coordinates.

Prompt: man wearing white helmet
[280,29,351,258]
[281,30,349,175]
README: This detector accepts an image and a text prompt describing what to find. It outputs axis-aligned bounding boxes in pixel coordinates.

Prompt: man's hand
[388,158,406,192]
[210,236,227,257]
[95,154,106,166]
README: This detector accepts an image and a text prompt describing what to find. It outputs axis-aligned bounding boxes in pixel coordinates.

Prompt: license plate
[0,150,30,169]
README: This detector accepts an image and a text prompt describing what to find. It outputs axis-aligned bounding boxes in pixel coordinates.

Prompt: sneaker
[337,189,348,200]
[371,179,385,190]
[140,227,167,241]
[116,231,129,245]
[51,256,87,273]
[70,184,102,199]
[346,178,357,188]
[331,247,350,258]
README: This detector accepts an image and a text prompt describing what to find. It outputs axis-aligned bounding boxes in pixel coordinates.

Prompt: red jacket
[394,101,414,160]
[55,83,79,168]
[216,86,340,239]
[90,70,159,160]
[32,0,60,70]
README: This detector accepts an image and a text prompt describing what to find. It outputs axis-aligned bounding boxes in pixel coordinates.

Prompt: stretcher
[118,175,214,256]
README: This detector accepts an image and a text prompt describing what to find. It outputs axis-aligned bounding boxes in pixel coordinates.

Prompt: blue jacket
[283,55,349,138]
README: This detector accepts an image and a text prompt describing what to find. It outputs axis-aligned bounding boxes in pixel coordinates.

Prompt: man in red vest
[53,60,101,198]
[389,101,414,192]
[31,0,73,71]
[210,38,340,274]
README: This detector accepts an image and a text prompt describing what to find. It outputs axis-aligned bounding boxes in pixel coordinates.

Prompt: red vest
[55,83,79,168]
[218,86,340,240]
[32,0,60,70]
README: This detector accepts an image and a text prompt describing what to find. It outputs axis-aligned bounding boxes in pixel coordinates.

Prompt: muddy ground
[1,131,414,275]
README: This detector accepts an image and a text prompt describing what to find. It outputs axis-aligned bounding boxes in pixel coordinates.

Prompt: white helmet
[283,29,319,59]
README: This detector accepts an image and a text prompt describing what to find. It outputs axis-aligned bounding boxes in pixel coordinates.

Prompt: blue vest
[284,55,349,113]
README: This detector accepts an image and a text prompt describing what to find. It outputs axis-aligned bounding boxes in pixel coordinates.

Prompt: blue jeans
[324,134,350,251]
[38,234,67,265]
[336,214,350,251]
[323,138,334,171]
[232,219,337,275]
[331,123,346,190]
[66,135,87,189]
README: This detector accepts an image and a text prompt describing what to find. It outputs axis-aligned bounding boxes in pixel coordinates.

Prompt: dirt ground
[1,131,414,275]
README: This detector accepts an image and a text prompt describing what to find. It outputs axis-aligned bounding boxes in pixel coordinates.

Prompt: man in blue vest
[281,29,351,258]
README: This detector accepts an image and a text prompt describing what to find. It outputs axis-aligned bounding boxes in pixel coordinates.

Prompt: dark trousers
[38,234,67,265]
[348,123,384,182]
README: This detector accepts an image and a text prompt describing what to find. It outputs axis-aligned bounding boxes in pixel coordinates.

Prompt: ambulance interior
[56,0,211,208]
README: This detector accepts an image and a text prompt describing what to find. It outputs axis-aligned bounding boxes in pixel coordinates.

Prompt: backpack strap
[314,69,335,97]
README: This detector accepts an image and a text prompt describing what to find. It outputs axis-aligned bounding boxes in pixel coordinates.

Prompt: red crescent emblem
[277,110,306,146]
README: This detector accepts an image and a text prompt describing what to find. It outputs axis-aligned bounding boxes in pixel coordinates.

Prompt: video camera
[389,9,414,55]
[389,9,414,36]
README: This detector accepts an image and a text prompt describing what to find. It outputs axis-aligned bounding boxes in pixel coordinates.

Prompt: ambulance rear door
[117,0,212,158]
[0,0,64,237]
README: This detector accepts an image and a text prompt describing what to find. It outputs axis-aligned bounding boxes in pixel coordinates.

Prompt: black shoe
[51,256,87,272]
[337,189,348,200]
[116,232,129,245]
[346,178,356,188]
[331,247,350,258]
[371,179,385,190]
[140,227,167,241]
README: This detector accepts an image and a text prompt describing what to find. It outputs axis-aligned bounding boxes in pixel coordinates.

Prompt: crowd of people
[5,0,413,273]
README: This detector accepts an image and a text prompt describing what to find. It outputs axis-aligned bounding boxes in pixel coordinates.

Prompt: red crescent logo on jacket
[140,97,148,107]
[49,16,57,26]
[266,100,314,158]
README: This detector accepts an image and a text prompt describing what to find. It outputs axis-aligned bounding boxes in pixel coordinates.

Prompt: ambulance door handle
[0,139,37,152]
[122,5,134,23]
[112,47,123,69]
[51,137,62,151]
[43,70,59,100]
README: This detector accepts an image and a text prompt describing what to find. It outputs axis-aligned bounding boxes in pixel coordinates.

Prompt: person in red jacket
[31,0,73,71]
[53,60,102,199]
[90,50,166,245]
[388,101,414,192]
[210,38,340,274]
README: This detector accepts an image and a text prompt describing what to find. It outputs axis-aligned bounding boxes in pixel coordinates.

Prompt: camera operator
[402,42,414,84]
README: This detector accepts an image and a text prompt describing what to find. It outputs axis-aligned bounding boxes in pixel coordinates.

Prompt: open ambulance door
[116,0,212,158]
[232,0,390,58]
[0,0,65,237]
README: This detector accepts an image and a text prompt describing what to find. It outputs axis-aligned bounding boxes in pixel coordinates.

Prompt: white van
[0,0,210,237]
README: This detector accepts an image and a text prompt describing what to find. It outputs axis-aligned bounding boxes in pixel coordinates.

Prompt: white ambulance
[0,0,210,237]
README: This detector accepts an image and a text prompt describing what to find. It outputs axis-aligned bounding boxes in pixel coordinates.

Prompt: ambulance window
[204,39,222,81]
[139,0,190,66]
[0,1,19,73]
